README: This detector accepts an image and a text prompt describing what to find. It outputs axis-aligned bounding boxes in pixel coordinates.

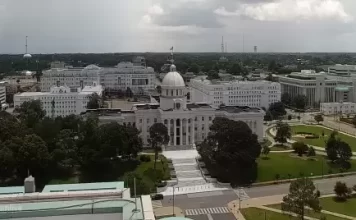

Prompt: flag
[170,46,173,51]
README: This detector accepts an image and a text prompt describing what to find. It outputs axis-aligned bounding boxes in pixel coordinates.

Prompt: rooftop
[217,105,263,113]
[42,181,124,193]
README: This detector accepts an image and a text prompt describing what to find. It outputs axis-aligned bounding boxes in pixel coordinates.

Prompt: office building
[320,102,356,115]
[41,57,155,95]
[278,69,356,107]
[0,81,6,108]
[190,76,281,109]
[14,83,103,117]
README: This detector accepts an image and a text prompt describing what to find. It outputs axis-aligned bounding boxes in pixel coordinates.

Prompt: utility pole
[173,186,175,216]
[134,177,137,212]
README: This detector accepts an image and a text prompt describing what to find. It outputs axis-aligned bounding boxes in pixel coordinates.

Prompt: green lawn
[320,196,356,217]
[241,207,298,220]
[257,153,356,182]
[267,203,347,220]
[291,125,356,151]
[135,154,170,181]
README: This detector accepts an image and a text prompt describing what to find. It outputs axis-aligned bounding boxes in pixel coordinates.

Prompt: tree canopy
[282,177,321,220]
[198,117,261,185]
[268,102,286,119]
[274,121,291,145]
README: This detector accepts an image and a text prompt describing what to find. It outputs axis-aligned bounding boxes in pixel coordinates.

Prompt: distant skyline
[1,0,356,53]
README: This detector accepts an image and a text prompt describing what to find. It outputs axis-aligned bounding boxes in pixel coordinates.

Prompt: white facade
[41,57,155,94]
[14,84,103,117]
[328,64,356,77]
[190,76,281,109]
[0,81,6,105]
[320,102,356,115]
[94,65,265,148]
[279,69,356,108]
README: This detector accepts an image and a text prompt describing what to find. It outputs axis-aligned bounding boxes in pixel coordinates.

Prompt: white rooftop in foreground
[162,150,199,159]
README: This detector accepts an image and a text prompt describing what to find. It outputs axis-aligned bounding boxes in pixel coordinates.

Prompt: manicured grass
[291,125,356,151]
[257,153,356,182]
[241,207,298,220]
[270,144,290,151]
[320,196,356,217]
[135,154,170,181]
[267,203,347,220]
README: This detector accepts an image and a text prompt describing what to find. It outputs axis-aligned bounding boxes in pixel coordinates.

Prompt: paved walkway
[161,150,229,196]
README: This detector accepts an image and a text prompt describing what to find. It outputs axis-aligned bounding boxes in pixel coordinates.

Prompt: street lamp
[172,186,175,216]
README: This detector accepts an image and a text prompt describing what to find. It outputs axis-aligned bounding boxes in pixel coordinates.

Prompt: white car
[1,103,9,110]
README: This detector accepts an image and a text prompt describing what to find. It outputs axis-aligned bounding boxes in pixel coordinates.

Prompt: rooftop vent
[24,175,35,193]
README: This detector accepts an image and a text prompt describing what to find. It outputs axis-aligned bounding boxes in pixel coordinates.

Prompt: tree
[265,72,274,82]
[123,171,153,196]
[188,63,200,73]
[282,177,321,220]
[314,115,324,124]
[52,129,78,171]
[352,115,356,128]
[126,87,133,98]
[197,117,261,185]
[207,70,219,80]
[262,145,270,158]
[325,131,339,162]
[268,102,286,119]
[264,111,273,121]
[228,63,242,75]
[336,141,352,165]
[17,134,50,179]
[274,121,291,146]
[156,85,162,94]
[334,181,349,201]
[148,123,169,172]
[287,115,292,120]
[293,95,308,110]
[307,147,316,157]
[14,100,46,128]
[268,60,278,72]
[0,144,15,181]
[281,93,292,106]
[87,93,101,109]
[292,142,309,156]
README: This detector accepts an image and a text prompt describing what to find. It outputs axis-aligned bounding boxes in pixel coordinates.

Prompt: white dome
[84,64,100,70]
[23,54,32,59]
[162,69,185,87]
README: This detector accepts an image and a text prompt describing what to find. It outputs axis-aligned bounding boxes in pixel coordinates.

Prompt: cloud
[215,0,353,23]
[147,4,164,15]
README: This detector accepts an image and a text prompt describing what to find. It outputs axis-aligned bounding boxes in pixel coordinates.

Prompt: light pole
[172,186,175,216]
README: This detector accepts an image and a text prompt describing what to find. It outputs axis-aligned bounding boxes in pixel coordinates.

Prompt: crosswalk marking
[151,200,162,208]
[234,188,250,200]
[185,207,230,216]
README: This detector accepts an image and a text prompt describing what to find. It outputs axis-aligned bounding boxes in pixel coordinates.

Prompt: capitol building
[92,64,264,147]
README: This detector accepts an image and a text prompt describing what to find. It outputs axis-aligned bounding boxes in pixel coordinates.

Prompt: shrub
[334,181,349,201]
[316,190,321,197]
[292,142,309,156]
[307,147,316,157]
[353,185,356,192]
[288,115,292,120]
[139,155,151,162]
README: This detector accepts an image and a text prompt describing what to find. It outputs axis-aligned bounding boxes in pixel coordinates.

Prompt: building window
[154,118,157,123]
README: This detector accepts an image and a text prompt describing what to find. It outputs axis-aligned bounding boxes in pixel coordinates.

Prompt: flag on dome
[170,46,173,51]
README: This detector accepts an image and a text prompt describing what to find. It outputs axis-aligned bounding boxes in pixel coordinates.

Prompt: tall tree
[293,95,308,110]
[268,102,286,119]
[86,93,101,109]
[197,117,261,185]
[282,177,321,220]
[314,115,324,124]
[281,93,292,106]
[326,131,338,162]
[228,63,242,75]
[336,141,352,165]
[149,123,169,172]
[188,63,200,73]
[274,121,291,146]
[14,100,46,128]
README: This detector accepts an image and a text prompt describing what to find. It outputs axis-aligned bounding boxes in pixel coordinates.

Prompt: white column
[167,119,171,146]
[174,119,177,146]
[186,119,189,145]
[180,118,183,146]
[191,118,195,144]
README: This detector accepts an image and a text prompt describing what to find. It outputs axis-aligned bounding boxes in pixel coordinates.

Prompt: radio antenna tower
[221,36,225,54]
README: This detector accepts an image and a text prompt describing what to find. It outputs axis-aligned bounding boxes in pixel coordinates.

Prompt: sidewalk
[257,205,319,220]
[154,206,184,218]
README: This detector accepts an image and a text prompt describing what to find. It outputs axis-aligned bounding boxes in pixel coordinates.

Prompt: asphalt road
[163,175,356,210]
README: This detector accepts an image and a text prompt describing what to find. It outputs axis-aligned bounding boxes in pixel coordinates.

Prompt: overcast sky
[1,0,356,53]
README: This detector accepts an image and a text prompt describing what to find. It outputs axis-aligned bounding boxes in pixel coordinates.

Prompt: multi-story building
[328,64,356,77]
[320,102,356,115]
[0,81,6,108]
[0,177,153,220]
[190,76,281,109]
[41,57,155,95]
[14,83,103,117]
[278,69,356,108]
[88,64,265,147]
